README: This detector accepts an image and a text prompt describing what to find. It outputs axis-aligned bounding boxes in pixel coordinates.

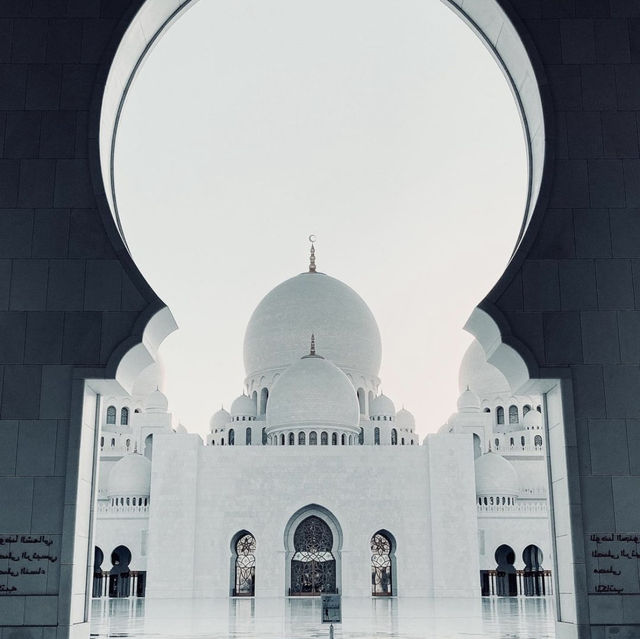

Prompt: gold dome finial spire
[310,333,316,356]
[308,234,317,272]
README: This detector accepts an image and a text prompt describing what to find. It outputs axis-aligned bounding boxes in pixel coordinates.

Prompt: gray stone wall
[0,2,164,637]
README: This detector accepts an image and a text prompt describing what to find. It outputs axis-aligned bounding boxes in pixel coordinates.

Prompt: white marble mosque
[92,248,553,610]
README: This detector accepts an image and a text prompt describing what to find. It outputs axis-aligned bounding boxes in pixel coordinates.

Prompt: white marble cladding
[145,432,480,599]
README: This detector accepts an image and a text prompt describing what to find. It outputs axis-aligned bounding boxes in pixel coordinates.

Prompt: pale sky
[114,0,527,439]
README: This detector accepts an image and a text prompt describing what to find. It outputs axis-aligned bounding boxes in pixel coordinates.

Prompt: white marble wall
[145,434,480,599]
[427,433,482,597]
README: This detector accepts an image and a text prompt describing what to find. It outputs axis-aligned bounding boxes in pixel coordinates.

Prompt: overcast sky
[114,0,527,439]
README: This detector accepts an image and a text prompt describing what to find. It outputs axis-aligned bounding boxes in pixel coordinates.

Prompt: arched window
[120,407,129,426]
[125,438,130,450]
[523,404,531,415]
[371,531,394,596]
[374,427,380,445]
[221,438,225,446]
[534,434,543,447]
[260,388,269,415]
[246,427,252,445]
[359,427,364,445]
[483,407,491,413]
[110,438,115,448]
[494,438,499,449]
[331,432,337,445]
[391,429,397,445]
[309,431,317,445]
[100,436,104,448]
[144,433,153,460]
[341,433,346,445]
[509,437,514,447]
[233,532,256,596]
[106,405,116,424]
[321,431,328,445]
[521,435,526,447]
[299,431,306,445]
[401,437,405,445]
[536,405,542,412]
[289,432,295,446]
[496,406,504,425]
[357,388,365,414]
[509,405,519,424]
[229,429,235,445]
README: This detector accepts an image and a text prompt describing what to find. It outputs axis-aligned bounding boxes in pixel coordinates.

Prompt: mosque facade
[92,254,552,600]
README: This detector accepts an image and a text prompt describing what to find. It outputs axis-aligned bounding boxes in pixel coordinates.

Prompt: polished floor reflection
[90,596,555,638]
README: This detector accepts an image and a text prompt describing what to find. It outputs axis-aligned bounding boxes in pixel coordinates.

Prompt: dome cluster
[207,263,419,448]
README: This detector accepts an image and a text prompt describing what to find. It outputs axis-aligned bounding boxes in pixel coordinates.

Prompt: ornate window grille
[290,516,336,596]
[234,533,256,596]
[371,532,393,596]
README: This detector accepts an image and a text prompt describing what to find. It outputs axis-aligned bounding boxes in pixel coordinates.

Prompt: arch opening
[81,2,568,624]
[232,531,256,597]
[371,530,396,597]
[284,505,343,597]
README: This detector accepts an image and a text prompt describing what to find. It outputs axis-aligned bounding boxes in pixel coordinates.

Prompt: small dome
[396,408,415,430]
[108,453,152,497]
[459,340,510,399]
[266,353,359,432]
[370,394,396,417]
[210,407,231,431]
[457,387,481,413]
[231,394,257,417]
[523,409,542,429]
[144,389,168,413]
[176,424,187,434]
[474,452,519,496]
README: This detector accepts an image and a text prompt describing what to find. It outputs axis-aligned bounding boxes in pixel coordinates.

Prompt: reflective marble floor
[90,596,555,639]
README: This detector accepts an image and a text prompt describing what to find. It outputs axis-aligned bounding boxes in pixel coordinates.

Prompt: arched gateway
[285,506,342,596]
[290,516,336,596]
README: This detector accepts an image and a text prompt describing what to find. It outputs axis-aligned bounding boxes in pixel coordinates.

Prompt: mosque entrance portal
[290,516,337,596]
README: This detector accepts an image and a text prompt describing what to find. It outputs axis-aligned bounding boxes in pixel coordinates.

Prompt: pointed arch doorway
[290,516,336,596]
[284,505,342,596]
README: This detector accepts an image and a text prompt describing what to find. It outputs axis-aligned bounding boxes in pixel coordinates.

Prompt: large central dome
[243,272,382,380]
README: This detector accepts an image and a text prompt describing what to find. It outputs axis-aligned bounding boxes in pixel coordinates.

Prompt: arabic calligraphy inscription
[587,533,640,595]
[0,534,59,594]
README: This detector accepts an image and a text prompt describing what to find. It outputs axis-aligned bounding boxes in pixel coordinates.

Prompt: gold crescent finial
[308,234,317,272]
